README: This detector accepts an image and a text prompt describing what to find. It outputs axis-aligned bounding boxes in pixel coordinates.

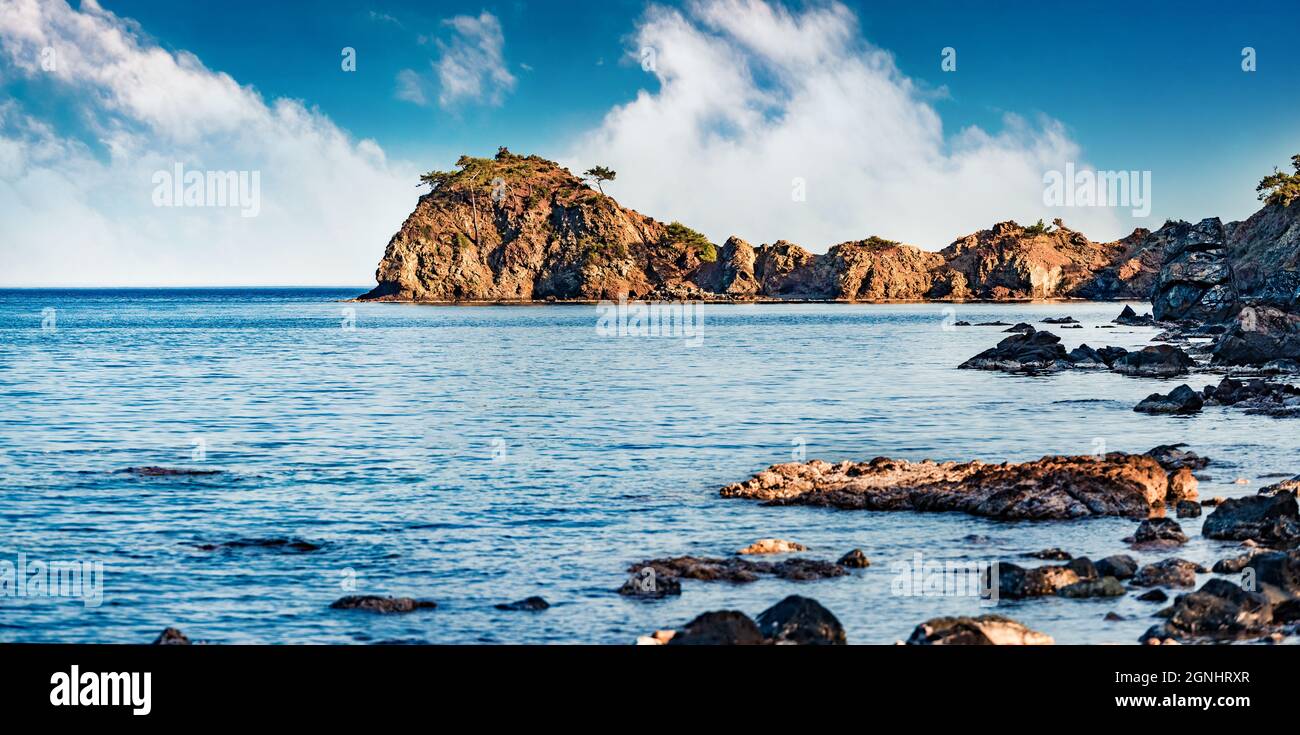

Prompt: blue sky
[1,0,1297,285]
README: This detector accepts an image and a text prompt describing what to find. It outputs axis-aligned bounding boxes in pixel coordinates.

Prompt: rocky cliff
[361,149,1171,303]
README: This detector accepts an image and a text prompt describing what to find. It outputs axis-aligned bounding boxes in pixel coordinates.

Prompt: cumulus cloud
[0,0,416,286]
[396,11,515,110]
[565,0,1126,251]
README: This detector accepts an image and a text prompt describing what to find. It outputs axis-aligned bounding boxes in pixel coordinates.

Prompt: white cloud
[435,11,515,108]
[395,11,515,110]
[564,0,1126,251]
[0,0,417,286]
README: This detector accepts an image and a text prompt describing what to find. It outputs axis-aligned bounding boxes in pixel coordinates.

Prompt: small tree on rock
[583,165,616,194]
[1257,154,1300,207]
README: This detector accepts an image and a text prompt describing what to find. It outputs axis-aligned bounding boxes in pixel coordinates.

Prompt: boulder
[1043,316,1079,324]
[996,563,1080,599]
[1058,576,1126,598]
[958,329,1072,373]
[1066,343,1109,368]
[1139,579,1273,643]
[1025,548,1072,560]
[1201,493,1300,546]
[1134,384,1204,414]
[618,568,683,598]
[1132,517,1188,546]
[1111,344,1196,377]
[1261,474,1300,496]
[1095,554,1138,580]
[1066,557,1098,579]
[755,595,846,645]
[1176,500,1202,518]
[1212,306,1300,367]
[1137,589,1169,603]
[721,452,1173,520]
[1132,558,1205,588]
[667,611,766,645]
[906,615,1053,645]
[1243,550,1300,600]
[1166,467,1199,502]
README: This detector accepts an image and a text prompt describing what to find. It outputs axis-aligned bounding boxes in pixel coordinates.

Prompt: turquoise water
[0,289,1291,644]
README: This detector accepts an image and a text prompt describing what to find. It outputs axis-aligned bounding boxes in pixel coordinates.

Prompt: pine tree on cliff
[583,165,616,194]
[419,157,493,244]
[1257,154,1300,207]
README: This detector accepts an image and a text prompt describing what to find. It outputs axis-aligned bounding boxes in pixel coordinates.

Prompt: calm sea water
[0,289,1293,644]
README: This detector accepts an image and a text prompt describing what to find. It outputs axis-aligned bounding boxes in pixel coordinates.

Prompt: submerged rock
[121,466,221,477]
[756,595,846,645]
[905,615,1053,645]
[494,596,550,611]
[1139,579,1273,643]
[736,538,808,555]
[196,537,322,553]
[1025,548,1072,560]
[721,451,1173,520]
[618,568,682,598]
[152,627,191,645]
[329,595,437,613]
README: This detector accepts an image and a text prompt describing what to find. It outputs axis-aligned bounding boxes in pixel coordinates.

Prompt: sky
[1,0,1297,286]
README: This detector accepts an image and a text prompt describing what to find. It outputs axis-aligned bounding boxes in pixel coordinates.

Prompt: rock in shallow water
[494,596,549,611]
[666,596,846,646]
[720,451,1173,520]
[1096,554,1138,580]
[1140,579,1274,644]
[1134,384,1204,414]
[1201,493,1300,547]
[329,596,437,613]
[836,549,871,567]
[1132,517,1188,546]
[152,627,191,645]
[1132,558,1206,588]
[736,538,807,555]
[906,615,1053,645]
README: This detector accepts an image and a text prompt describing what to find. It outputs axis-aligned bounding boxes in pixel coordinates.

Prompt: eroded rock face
[1150,218,1237,322]
[1140,579,1274,643]
[1224,201,1300,311]
[905,615,1054,645]
[360,152,1165,303]
[720,452,1172,520]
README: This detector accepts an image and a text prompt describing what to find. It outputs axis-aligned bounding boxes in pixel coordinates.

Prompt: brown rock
[720,452,1170,520]
[906,615,1054,645]
[737,538,808,555]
